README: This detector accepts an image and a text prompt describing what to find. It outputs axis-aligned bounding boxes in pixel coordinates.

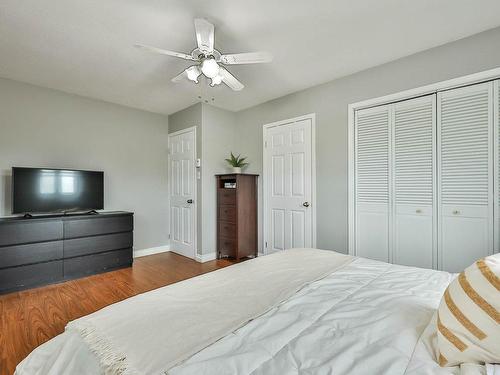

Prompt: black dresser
[0,211,133,294]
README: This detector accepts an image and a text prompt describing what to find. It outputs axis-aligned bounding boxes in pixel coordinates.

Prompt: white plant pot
[232,167,242,174]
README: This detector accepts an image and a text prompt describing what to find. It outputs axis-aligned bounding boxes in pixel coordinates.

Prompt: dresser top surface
[215,173,259,177]
[0,211,133,224]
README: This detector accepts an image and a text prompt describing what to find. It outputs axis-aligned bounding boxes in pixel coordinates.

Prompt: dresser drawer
[0,220,63,246]
[0,241,63,269]
[219,222,236,239]
[219,206,236,223]
[64,215,133,238]
[64,248,132,278]
[64,232,133,258]
[219,238,236,257]
[0,260,63,293]
[218,189,236,205]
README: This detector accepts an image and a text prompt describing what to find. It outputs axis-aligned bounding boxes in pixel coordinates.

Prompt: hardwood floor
[0,252,232,375]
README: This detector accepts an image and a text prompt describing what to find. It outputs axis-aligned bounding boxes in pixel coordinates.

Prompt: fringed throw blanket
[66,248,353,374]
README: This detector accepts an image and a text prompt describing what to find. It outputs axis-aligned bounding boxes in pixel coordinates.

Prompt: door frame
[262,113,317,255]
[168,126,198,259]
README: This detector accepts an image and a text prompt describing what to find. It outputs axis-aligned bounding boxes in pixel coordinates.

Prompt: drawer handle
[453,210,460,215]
[415,209,422,214]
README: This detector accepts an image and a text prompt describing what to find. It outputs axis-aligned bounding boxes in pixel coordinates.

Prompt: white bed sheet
[17,257,463,375]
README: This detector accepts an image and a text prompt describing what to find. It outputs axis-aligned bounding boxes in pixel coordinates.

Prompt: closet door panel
[357,206,389,262]
[438,82,493,272]
[495,80,500,253]
[394,210,433,268]
[393,96,435,268]
[355,106,390,262]
[441,214,489,272]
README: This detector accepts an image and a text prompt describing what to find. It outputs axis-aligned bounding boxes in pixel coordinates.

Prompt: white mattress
[17,257,465,375]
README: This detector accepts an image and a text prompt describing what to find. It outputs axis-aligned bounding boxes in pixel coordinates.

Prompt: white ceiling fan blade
[194,18,214,54]
[219,67,244,91]
[135,44,197,61]
[220,51,273,65]
[172,65,201,84]
[171,70,188,83]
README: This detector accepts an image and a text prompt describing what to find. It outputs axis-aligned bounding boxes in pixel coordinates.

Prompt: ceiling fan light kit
[210,74,223,87]
[186,65,202,83]
[135,18,273,91]
[200,57,220,78]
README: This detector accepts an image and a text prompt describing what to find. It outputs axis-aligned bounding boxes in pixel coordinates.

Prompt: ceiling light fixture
[186,65,201,83]
[210,74,223,86]
[200,57,220,78]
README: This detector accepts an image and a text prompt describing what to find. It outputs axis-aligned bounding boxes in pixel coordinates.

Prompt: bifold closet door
[393,95,436,268]
[355,105,390,262]
[496,80,500,254]
[438,82,494,272]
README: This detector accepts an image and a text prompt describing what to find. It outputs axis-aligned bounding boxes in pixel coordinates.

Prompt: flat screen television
[12,167,104,214]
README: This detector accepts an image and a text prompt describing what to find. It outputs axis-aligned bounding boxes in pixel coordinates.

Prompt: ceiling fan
[135,18,273,91]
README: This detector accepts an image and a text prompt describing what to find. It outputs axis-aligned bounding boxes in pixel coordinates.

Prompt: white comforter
[17,255,468,375]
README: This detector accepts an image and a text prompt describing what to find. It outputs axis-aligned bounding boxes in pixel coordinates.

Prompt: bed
[15,249,491,375]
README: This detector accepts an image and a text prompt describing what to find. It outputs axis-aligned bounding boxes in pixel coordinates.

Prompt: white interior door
[264,116,314,253]
[393,95,436,268]
[355,105,391,262]
[438,82,494,272]
[169,128,196,259]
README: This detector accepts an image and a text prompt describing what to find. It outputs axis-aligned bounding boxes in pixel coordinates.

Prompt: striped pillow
[437,254,500,367]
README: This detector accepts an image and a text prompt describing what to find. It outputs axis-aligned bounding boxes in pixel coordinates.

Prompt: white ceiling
[1,0,500,115]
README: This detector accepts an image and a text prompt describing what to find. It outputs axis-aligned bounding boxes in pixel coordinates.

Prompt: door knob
[303,202,310,208]
[187,199,193,204]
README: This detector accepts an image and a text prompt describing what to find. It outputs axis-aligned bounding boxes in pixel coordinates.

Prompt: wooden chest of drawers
[216,174,258,260]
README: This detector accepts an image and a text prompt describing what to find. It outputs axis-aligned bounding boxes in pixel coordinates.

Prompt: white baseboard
[134,245,170,258]
[195,252,217,263]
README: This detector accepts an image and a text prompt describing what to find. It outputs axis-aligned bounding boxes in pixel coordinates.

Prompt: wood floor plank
[0,252,232,375]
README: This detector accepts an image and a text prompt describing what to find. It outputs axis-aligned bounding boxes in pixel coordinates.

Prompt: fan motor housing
[191,48,222,62]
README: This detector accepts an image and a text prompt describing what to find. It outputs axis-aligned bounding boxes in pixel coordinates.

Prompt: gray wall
[168,102,202,152]
[201,105,236,255]
[234,26,500,254]
[168,103,236,255]
[0,77,170,253]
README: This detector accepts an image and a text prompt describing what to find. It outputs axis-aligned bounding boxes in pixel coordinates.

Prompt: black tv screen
[12,167,104,214]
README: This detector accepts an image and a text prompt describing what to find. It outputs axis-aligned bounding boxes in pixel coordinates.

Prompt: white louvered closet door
[438,82,494,272]
[496,80,500,254]
[393,95,436,268]
[355,105,390,262]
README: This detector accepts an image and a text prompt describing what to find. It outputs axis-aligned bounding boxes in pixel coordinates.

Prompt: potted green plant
[225,152,248,174]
